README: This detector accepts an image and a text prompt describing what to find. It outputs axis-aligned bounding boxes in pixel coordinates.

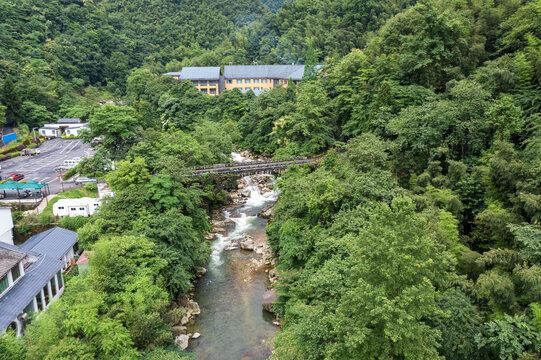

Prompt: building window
[254,79,259,83]
[36,294,43,311]
[57,271,63,290]
[43,285,50,305]
[236,79,242,84]
[209,81,217,86]
[0,275,9,293]
[226,79,232,84]
[66,130,70,135]
[94,204,99,207]
[245,79,251,84]
[201,89,208,94]
[79,207,85,211]
[70,208,76,211]
[58,206,64,210]
[261,79,268,83]
[254,87,259,90]
[51,277,57,297]
[199,81,208,86]
[11,265,20,282]
[210,89,216,94]
[24,301,34,314]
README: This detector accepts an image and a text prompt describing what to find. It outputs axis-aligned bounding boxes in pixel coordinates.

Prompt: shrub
[9,151,20,157]
[16,144,24,151]
[22,139,30,146]
[0,155,11,162]
[83,182,98,195]
[59,216,90,231]
[63,167,78,180]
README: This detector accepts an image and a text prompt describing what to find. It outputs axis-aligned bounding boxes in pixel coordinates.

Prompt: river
[188,154,278,359]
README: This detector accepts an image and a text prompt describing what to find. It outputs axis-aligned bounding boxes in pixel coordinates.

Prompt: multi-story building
[0,227,78,336]
[164,65,319,96]
[164,67,222,95]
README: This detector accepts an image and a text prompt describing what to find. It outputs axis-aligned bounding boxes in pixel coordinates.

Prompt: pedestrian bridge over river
[189,157,319,177]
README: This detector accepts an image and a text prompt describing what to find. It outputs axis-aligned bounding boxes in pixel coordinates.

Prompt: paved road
[0,138,93,185]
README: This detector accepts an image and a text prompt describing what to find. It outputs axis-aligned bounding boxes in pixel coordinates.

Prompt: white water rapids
[210,153,278,267]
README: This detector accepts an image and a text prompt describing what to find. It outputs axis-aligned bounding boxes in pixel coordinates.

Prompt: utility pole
[32,127,38,142]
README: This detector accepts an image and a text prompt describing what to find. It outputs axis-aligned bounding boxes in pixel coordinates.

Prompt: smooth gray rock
[262,289,278,313]
[175,334,190,350]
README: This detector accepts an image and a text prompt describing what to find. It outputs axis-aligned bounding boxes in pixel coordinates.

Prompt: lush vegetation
[1,0,540,358]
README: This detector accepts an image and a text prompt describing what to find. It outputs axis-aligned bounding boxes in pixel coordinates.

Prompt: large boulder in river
[171,325,187,336]
[175,334,190,350]
[241,188,252,197]
[262,289,278,313]
[258,204,274,219]
[240,238,255,251]
[186,300,200,315]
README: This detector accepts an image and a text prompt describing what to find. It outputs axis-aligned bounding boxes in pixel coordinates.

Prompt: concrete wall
[0,207,14,245]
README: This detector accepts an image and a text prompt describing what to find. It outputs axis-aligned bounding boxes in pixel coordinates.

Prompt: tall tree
[1,77,21,126]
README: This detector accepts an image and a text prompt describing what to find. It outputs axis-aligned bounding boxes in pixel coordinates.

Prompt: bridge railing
[188,157,319,177]
[191,156,315,171]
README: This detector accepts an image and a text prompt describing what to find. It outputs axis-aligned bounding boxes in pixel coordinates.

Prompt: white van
[62,159,81,168]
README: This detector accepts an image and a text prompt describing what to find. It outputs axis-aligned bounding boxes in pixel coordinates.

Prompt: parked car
[21,149,40,156]
[62,159,81,168]
[74,176,97,185]
[7,173,24,181]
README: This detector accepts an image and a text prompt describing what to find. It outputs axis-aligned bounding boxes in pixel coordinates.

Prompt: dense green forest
[1,0,541,358]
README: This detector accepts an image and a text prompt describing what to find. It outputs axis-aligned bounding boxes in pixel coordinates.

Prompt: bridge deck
[189,158,317,177]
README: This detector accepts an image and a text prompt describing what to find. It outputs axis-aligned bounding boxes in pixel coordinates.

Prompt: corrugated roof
[58,118,81,123]
[0,254,63,330]
[54,198,100,207]
[0,247,26,279]
[224,65,308,80]
[20,227,77,261]
[177,67,221,80]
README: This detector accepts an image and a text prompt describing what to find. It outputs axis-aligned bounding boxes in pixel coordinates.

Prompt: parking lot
[0,138,93,191]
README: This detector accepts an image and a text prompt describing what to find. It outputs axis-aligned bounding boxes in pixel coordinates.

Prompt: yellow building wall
[224,78,276,91]
[193,80,219,96]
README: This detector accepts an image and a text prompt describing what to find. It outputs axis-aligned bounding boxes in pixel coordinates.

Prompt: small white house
[39,118,89,138]
[53,198,101,218]
[38,126,61,137]
[0,207,14,245]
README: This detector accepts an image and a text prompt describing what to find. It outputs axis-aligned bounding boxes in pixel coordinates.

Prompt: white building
[53,198,101,218]
[39,118,89,138]
[0,207,14,245]
[0,226,78,336]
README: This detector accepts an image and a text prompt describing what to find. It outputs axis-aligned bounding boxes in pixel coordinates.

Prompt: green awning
[23,181,47,190]
[0,180,47,190]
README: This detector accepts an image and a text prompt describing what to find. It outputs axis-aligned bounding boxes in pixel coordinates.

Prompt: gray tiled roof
[0,254,63,331]
[20,227,77,261]
[175,67,221,80]
[0,247,25,279]
[58,118,81,123]
[224,65,309,80]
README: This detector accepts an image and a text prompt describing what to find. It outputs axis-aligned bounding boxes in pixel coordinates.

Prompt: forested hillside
[1,0,541,359]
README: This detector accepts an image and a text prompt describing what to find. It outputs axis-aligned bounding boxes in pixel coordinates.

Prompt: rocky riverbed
[186,169,280,359]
